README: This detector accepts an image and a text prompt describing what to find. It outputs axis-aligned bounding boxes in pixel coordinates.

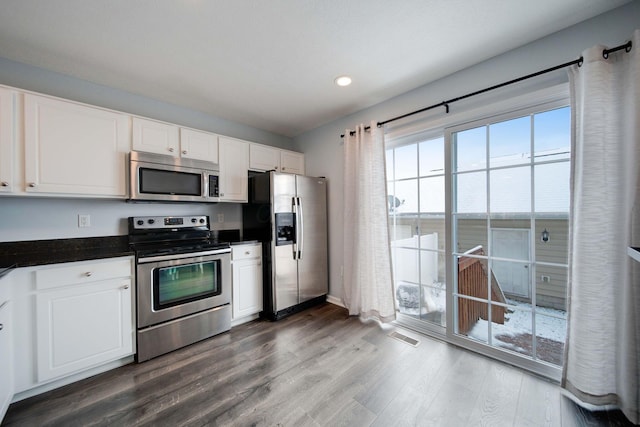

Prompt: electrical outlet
[217,213,224,223]
[541,275,551,283]
[78,214,91,228]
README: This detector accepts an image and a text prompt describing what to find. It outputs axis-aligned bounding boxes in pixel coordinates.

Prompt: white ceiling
[0,0,630,137]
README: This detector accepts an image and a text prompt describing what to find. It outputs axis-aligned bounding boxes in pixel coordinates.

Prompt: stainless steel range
[129,215,231,362]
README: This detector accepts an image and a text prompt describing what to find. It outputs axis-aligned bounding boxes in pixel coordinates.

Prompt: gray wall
[294,2,640,302]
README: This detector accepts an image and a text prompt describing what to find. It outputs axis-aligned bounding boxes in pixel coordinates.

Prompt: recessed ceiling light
[334,76,352,87]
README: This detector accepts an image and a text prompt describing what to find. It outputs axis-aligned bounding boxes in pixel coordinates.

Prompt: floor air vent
[389,331,420,347]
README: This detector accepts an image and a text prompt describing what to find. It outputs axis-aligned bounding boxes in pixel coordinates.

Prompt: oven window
[139,168,202,196]
[153,260,221,310]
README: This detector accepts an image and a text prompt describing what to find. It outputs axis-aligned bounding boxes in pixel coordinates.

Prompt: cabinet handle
[28,182,36,188]
[168,147,175,153]
[182,150,187,155]
[1,181,8,187]
[123,284,129,290]
[84,271,93,277]
[245,251,251,255]
[0,324,3,331]
[220,192,224,197]
[275,166,278,170]
[282,167,286,171]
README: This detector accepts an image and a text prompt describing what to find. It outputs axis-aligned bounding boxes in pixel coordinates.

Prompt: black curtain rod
[341,40,632,138]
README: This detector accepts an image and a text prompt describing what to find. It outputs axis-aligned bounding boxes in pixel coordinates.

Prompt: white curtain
[564,29,640,424]
[342,122,396,322]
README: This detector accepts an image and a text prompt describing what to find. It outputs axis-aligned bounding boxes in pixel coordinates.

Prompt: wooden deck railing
[457,246,507,334]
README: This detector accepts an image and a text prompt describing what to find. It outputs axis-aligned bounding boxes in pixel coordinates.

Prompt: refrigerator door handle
[297,196,304,259]
[292,197,298,260]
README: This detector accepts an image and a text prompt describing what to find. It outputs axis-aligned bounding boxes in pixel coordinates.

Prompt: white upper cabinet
[24,94,131,197]
[0,88,15,193]
[132,117,179,156]
[180,128,219,163]
[280,149,305,175]
[219,136,249,202]
[249,144,280,171]
[133,117,219,163]
[249,143,305,175]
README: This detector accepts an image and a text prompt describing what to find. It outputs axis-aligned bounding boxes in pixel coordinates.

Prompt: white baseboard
[326,294,345,308]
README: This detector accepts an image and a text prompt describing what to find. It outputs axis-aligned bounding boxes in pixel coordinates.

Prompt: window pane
[394,144,417,180]
[492,305,533,358]
[457,297,488,343]
[535,313,566,365]
[489,116,531,167]
[456,216,488,254]
[392,179,417,213]
[490,167,531,213]
[535,219,568,264]
[534,107,570,161]
[420,176,445,213]
[535,265,568,312]
[416,216,445,251]
[534,163,570,213]
[420,137,445,176]
[455,126,486,172]
[456,172,486,213]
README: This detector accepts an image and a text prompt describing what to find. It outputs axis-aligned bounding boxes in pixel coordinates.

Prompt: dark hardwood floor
[2,303,633,426]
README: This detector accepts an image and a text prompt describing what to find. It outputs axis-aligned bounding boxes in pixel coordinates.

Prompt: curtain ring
[626,41,633,52]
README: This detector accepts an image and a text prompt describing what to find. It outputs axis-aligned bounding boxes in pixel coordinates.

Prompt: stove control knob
[136,220,144,226]
[148,219,155,225]
[191,218,197,223]
[199,218,205,224]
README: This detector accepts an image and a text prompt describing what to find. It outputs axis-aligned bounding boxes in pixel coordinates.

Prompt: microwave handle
[202,172,208,198]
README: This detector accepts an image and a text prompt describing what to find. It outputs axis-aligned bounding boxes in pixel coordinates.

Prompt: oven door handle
[137,248,231,264]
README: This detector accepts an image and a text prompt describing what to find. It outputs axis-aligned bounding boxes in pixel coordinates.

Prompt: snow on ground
[468,298,567,346]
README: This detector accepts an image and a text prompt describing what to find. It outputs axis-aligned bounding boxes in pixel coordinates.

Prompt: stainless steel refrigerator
[242,171,328,320]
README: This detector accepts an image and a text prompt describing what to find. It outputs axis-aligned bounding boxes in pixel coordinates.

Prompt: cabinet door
[0,297,12,420]
[24,94,131,196]
[218,136,248,202]
[132,117,179,156]
[233,260,263,319]
[180,128,219,162]
[249,143,280,172]
[0,88,15,193]
[280,150,305,175]
[35,279,133,382]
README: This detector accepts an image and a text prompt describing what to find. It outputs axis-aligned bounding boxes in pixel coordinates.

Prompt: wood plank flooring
[2,303,633,426]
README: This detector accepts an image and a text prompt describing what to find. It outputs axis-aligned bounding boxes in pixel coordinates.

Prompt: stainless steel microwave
[129,151,220,203]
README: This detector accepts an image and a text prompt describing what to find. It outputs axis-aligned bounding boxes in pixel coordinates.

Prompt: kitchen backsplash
[0,197,241,242]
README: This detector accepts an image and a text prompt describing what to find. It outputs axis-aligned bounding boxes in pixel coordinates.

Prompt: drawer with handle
[232,243,262,261]
[35,258,133,291]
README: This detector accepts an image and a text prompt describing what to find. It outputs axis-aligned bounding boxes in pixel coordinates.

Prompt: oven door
[136,250,231,328]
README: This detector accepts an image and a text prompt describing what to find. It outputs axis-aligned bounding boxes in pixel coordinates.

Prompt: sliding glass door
[387,103,571,374]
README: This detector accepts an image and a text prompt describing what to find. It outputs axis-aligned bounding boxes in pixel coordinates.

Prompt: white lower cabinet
[0,278,13,421]
[232,243,263,323]
[12,257,135,399]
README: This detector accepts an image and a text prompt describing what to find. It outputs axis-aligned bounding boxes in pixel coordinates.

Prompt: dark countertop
[0,236,133,268]
[0,229,245,268]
